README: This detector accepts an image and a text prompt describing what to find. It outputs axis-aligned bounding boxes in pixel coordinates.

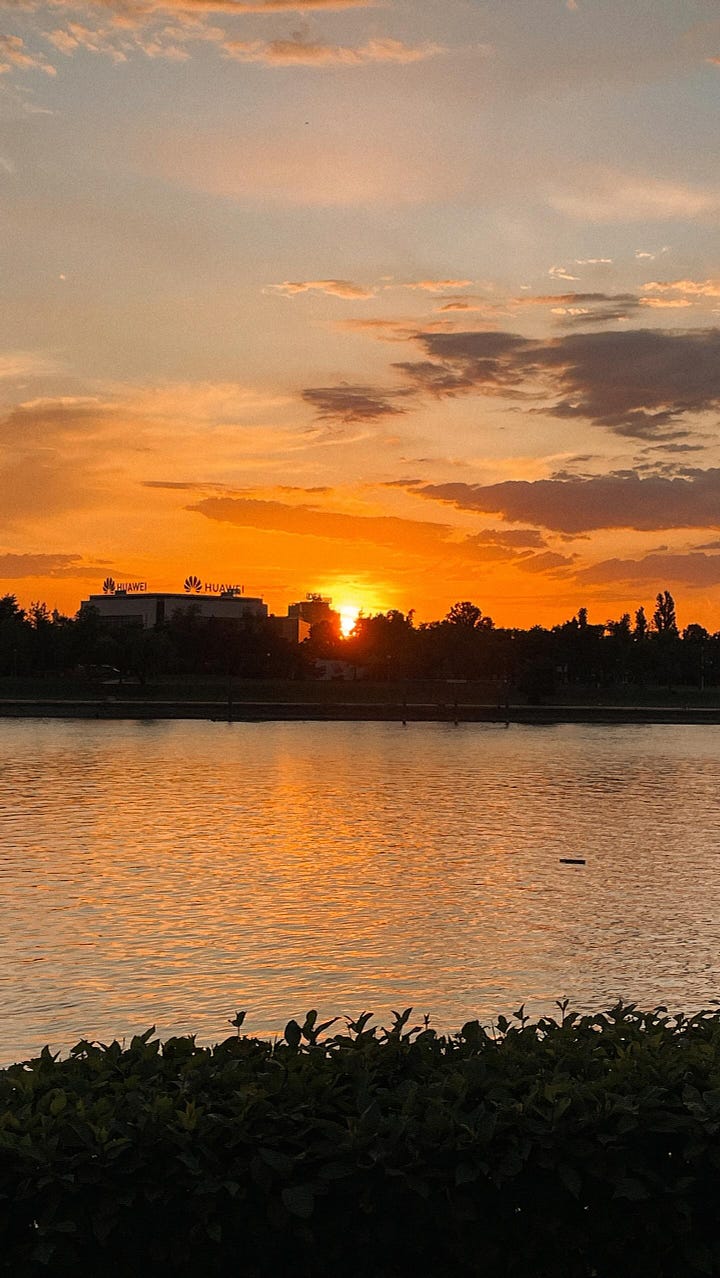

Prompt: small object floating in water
[559,857,586,865]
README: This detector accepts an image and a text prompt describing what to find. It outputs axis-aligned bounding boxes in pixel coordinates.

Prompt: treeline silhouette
[0,589,717,697]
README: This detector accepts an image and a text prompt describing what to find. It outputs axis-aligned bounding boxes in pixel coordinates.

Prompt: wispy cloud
[27,0,375,12]
[548,265,579,282]
[29,1,400,68]
[635,247,671,261]
[187,492,574,578]
[188,494,455,553]
[270,279,374,299]
[0,381,298,531]
[222,36,444,66]
[0,35,55,75]
[548,171,720,222]
[642,278,720,299]
[639,297,692,310]
[0,551,90,578]
[46,22,132,62]
[398,279,474,292]
[0,350,62,378]
[302,383,414,422]
[517,291,641,325]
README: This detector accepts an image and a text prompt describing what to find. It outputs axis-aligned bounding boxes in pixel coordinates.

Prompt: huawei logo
[184,575,202,593]
[102,577,116,594]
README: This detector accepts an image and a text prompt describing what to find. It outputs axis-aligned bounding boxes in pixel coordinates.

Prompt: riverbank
[2,696,720,723]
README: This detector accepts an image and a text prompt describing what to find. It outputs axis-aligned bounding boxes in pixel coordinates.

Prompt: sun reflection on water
[2,720,720,1063]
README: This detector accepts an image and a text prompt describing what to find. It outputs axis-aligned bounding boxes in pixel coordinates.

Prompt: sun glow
[338,604,360,638]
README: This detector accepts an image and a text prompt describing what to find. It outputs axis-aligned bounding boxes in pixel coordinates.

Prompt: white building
[81,577,268,629]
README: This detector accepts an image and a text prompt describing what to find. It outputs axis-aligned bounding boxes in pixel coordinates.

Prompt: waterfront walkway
[1,698,720,724]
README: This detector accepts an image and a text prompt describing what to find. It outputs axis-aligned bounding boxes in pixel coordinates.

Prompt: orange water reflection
[2,720,720,1063]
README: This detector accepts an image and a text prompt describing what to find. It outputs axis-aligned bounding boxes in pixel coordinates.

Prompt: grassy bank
[4,1004,720,1275]
[2,673,720,707]
[1,674,720,723]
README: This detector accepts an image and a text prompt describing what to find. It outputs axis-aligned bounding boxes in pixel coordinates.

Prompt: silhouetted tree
[683,623,709,643]
[1,583,718,695]
[606,613,631,641]
[305,619,345,661]
[0,595,24,622]
[634,606,648,640]
[0,594,29,677]
[345,610,417,679]
[653,590,678,636]
[445,601,493,630]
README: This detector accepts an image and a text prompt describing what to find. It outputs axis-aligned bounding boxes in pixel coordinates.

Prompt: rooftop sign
[184,574,244,595]
[102,577,147,594]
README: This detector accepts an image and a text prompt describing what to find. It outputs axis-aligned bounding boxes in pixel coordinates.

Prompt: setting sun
[338,606,360,638]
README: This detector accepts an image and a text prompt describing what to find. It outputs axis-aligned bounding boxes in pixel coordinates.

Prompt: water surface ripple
[2,719,719,1061]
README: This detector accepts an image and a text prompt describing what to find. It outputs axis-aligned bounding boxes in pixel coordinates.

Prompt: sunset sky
[3,0,720,628]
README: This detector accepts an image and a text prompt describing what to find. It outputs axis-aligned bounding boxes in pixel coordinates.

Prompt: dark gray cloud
[393,326,720,439]
[523,292,635,306]
[578,552,720,588]
[520,292,642,325]
[277,485,333,494]
[516,550,576,574]
[640,442,705,456]
[0,552,88,578]
[395,331,528,399]
[471,527,547,549]
[414,469,720,534]
[302,383,414,422]
[562,301,639,326]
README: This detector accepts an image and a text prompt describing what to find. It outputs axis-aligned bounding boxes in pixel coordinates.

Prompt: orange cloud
[0,382,302,533]
[188,494,456,554]
[32,0,374,12]
[0,350,62,378]
[339,318,457,340]
[187,493,575,581]
[0,35,55,75]
[222,36,445,66]
[642,278,720,299]
[639,297,693,309]
[46,20,187,61]
[399,279,474,292]
[271,279,374,299]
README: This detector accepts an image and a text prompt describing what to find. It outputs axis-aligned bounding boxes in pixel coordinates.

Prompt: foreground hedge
[4,1003,720,1276]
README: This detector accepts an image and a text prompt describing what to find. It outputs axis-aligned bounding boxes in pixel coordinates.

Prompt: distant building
[81,577,268,629]
[272,615,311,645]
[287,593,341,635]
[80,581,343,644]
[313,658,357,681]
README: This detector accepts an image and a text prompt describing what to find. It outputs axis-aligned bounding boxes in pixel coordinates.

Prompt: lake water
[2,718,720,1063]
